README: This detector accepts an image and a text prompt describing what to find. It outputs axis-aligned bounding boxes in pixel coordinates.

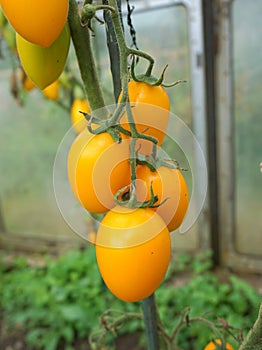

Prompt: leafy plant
[155,250,260,349]
[0,249,260,350]
[0,248,141,350]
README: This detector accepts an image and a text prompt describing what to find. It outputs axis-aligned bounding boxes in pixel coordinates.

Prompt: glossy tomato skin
[67,132,131,214]
[16,23,70,90]
[70,99,90,134]
[136,165,189,232]
[1,0,68,47]
[119,80,170,154]
[96,206,171,302]
[204,340,234,350]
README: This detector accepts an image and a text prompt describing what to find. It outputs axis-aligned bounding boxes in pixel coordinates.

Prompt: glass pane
[233,0,262,255]
[0,67,75,239]
[95,4,192,124]
[0,3,196,250]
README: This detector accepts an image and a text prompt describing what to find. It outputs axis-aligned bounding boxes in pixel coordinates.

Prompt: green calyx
[131,59,168,86]
[81,4,115,27]
[81,4,96,24]
[114,182,159,209]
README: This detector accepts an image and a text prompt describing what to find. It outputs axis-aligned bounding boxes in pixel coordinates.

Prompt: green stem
[128,47,155,76]
[108,0,129,102]
[128,137,138,205]
[103,0,122,102]
[68,0,106,114]
[142,294,160,350]
[93,4,116,12]
[108,0,159,210]
[109,0,138,194]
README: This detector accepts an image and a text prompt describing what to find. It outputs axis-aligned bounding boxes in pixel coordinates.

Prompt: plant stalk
[142,294,160,350]
[68,0,106,114]
[239,303,262,350]
[103,0,122,102]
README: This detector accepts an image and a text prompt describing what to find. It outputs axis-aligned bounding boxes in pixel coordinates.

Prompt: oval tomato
[67,131,131,213]
[204,340,234,350]
[21,70,35,92]
[42,80,59,100]
[96,206,171,302]
[119,80,170,154]
[136,165,189,232]
[1,0,68,47]
[16,23,70,90]
[70,99,90,134]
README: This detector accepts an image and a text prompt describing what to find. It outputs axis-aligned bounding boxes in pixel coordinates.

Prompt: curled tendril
[130,56,187,88]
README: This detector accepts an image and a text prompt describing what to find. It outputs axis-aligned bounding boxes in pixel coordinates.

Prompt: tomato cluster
[67,81,189,302]
[0,0,70,89]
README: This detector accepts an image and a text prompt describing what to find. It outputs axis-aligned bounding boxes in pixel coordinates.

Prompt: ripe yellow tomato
[23,76,35,92]
[16,23,70,90]
[136,165,189,232]
[87,230,97,246]
[96,206,171,302]
[204,339,234,350]
[67,131,131,213]
[20,69,35,92]
[70,99,90,134]
[42,80,59,100]
[119,80,170,154]
[1,0,68,47]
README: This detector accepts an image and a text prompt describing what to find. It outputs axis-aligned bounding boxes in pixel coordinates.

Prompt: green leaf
[59,304,88,322]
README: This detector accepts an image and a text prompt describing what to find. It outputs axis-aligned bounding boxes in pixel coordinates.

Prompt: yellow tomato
[70,99,91,134]
[136,165,189,232]
[119,80,170,154]
[42,80,59,100]
[96,206,171,302]
[1,0,68,47]
[21,71,35,92]
[204,339,234,350]
[87,230,97,246]
[16,23,70,90]
[67,131,131,213]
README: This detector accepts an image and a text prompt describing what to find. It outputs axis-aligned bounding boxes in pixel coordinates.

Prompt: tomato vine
[1,1,260,350]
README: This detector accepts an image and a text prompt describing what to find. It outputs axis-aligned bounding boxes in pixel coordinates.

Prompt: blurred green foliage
[0,248,260,350]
